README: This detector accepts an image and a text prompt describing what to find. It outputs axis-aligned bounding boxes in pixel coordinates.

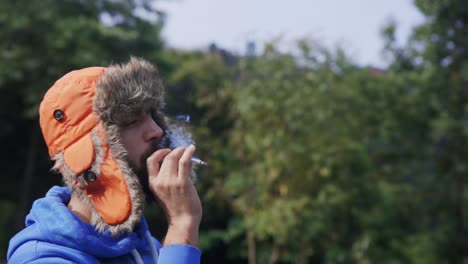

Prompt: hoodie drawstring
[131,249,144,264]
[130,231,159,264]
[146,231,159,264]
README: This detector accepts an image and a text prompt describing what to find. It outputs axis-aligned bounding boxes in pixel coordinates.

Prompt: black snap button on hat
[84,170,97,182]
[53,109,64,121]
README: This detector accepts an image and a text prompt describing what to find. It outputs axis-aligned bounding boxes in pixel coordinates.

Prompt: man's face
[120,112,164,202]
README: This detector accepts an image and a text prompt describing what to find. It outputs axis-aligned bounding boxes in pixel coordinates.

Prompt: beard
[127,136,170,204]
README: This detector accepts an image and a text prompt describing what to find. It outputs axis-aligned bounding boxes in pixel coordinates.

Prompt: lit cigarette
[191,157,207,166]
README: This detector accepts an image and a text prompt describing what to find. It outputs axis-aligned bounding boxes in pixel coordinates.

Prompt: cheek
[121,129,143,165]
[125,143,139,165]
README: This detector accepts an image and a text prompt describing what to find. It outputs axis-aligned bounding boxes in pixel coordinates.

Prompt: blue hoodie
[7,186,201,263]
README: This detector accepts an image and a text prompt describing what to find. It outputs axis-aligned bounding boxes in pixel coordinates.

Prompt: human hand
[146,145,202,246]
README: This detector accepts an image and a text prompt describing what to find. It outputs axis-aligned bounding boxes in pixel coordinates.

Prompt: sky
[156,0,425,67]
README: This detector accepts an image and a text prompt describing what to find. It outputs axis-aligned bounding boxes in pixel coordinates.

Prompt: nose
[143,115,163,142]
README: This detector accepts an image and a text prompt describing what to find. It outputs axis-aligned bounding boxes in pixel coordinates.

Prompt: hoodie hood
[8,186,159,260]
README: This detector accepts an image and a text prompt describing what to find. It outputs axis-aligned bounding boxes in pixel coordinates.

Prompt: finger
[179,145,196,179]
[147,148,171,179]
[159,147,186,178]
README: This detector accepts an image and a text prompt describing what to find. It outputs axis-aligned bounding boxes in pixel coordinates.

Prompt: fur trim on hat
[94,57,168,130]
[94,57,169,235]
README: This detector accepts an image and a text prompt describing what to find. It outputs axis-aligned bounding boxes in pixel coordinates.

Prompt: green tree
[384,0,468,262]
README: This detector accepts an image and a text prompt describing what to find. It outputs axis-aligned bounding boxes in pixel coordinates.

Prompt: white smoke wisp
[162,124,207,166]
[166,125,194,149]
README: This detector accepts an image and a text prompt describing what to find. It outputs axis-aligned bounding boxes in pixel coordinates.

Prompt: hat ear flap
[85,122,144,235]
[52,122,143,235]
[83,123,133,226]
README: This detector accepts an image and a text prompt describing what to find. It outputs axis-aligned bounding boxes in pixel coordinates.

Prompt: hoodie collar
[25,186,150,258]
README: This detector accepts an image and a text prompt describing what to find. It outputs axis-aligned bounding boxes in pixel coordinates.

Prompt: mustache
[138,134,171,167]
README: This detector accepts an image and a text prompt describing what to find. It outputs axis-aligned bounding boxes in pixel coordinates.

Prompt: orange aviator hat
[39,58,168,236]
[39,67,133,232]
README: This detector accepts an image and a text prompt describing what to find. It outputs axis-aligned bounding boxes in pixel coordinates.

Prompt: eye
[122,118,138,127]
[128,119,139,126]
[123,113,146,127]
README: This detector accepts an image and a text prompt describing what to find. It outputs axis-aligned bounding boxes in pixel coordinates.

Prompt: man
[7,58,202,263]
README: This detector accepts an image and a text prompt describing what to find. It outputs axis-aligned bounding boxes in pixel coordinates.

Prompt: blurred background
[0,0,467,263]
